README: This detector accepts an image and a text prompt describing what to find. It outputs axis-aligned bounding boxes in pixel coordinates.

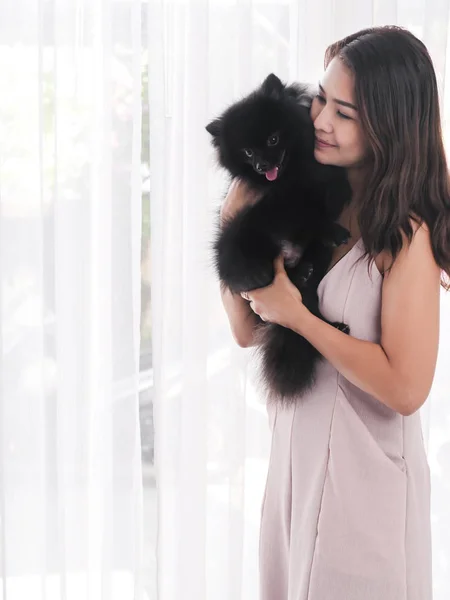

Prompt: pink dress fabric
[259,238,432,600]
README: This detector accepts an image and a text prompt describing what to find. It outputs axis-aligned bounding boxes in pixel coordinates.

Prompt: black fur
[207,74,352,405]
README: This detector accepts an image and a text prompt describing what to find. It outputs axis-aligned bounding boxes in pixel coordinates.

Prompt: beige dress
[259,238,432,600]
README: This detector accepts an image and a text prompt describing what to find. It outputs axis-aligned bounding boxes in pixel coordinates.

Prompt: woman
[220,26,450,599]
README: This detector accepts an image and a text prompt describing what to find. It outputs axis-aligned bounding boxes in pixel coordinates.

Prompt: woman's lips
[315,137,336,149]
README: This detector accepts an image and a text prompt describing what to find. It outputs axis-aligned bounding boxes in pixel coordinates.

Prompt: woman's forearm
[220,285,260,347]
[294,308,414,415]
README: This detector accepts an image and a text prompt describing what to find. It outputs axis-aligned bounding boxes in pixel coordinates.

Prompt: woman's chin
[313,148,333,164]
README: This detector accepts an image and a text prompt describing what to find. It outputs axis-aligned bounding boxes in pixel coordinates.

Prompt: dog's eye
[267,135,279,147]
[243,148,253,157]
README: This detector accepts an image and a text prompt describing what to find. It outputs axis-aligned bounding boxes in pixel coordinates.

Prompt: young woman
[220,26,450,599]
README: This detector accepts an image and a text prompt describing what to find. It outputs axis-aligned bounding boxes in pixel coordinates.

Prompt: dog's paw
[281,241,304,268]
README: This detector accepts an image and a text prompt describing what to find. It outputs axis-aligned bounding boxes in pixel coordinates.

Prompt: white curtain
[0,0,152,598]
[149,1,450,599]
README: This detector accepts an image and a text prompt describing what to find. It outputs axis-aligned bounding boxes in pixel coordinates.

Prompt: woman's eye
[244,148,253,157]
[267,135,279,146]
[338,112,352,120]
[316,94,326,103]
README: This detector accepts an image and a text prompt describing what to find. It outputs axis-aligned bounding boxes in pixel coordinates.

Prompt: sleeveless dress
[258,237,432,600]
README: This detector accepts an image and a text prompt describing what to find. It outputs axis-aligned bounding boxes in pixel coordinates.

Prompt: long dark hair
[325,25,450,289]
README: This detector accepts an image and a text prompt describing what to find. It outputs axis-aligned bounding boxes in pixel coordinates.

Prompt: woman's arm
[220,285,260,347]
[293,223,441,416]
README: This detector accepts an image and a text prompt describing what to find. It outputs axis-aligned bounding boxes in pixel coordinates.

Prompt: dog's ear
[205,118,222,137]
[261,73,285,97]
[286,82,314,107]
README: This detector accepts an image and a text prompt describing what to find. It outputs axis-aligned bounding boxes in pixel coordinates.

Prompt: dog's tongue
[265,167,279,181]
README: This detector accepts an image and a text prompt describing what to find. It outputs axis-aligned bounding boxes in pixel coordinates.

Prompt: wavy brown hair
[325,25,450,289]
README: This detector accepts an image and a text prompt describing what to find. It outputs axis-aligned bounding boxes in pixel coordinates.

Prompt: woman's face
[310,57,368,168]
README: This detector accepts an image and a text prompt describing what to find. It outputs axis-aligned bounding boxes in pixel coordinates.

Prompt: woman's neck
[342,165,368,240]
[346,165,367,197]
[338,203,360,240]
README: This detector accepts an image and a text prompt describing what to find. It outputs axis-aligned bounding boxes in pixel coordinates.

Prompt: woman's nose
[313,106,333,134]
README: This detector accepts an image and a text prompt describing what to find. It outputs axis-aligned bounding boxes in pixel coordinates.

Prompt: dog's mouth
[262,150,286,181]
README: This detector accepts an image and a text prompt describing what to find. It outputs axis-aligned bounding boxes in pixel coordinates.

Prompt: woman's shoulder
[379,215,431,275]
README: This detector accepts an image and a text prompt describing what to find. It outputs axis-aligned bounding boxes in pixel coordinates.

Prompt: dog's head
[206,74,315,186]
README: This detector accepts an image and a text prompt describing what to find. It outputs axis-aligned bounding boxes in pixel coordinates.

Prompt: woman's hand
[220,178,263,225]
[241,255,310,330]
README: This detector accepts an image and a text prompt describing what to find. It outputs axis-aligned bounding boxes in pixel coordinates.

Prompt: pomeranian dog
[206,73,352,405]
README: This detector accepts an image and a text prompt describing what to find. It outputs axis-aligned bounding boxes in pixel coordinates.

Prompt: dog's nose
[255,160,269,172]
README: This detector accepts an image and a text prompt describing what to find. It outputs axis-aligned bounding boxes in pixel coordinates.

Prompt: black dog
[207,74,352,405]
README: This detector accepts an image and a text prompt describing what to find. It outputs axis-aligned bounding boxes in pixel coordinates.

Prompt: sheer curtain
[0,0,150,598]
[149,1,450,599]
